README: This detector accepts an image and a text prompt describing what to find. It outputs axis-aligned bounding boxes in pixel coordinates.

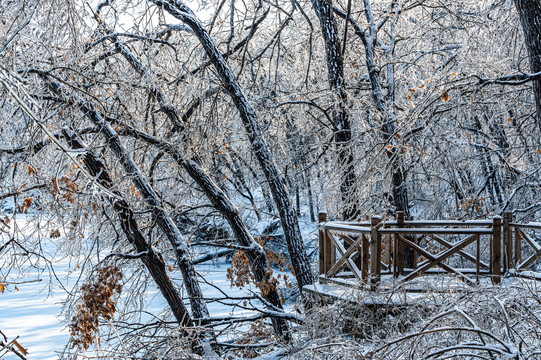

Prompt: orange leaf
[0,283,4,293]
[442,91,450,102]
[168,265,173,272]
[13,340,27,355]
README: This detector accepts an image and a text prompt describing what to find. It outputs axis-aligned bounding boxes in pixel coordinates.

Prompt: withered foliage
[69,265,123,350]
[227,237,293,300]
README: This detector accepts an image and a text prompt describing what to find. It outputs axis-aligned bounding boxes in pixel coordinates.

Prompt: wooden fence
[318,211,541,288]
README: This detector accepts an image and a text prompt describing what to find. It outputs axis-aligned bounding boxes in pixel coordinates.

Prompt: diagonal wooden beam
[400,234,477,283]
[518,252,541,270]
[326,232,363,280]
[397,235,475,286]
[326,233,363,278]
[429,234,489,269]
[517,228,541,252]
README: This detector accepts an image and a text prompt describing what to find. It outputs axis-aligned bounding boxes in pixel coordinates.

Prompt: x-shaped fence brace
[320,213,541,289]
[516,228,541,270]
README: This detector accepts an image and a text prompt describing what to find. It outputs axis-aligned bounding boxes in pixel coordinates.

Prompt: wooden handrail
[319,213,541,289]
[379,228,493,234]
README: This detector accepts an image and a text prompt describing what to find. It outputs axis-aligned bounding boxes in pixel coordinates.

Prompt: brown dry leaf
[442,91,450,102]
[13,340,28,355]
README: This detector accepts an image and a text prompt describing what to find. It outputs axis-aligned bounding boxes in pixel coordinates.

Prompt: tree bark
[41,75,210,321]
[149,0,314,292]
[310,0,359,221]
[61,128,194,331]
[514,0,541,128]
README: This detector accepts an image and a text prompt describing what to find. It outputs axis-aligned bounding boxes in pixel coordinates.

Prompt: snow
[0,214,302,359]
[0,217,72,359]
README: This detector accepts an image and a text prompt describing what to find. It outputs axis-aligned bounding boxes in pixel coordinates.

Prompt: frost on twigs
[290,280,541,359]
[69,265,123,351]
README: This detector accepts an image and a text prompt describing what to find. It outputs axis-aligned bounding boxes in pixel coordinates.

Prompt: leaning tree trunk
[61,128,194,331]
[41,75,210,321]
[310,0,359,221]
[514,0,541,128]
[96,22,291,338]
[149,0,314,292]
[119,126,291,340]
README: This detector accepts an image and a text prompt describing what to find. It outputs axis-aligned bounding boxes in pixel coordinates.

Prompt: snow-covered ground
[0,214,317,359]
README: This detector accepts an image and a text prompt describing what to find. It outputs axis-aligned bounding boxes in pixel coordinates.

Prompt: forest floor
[2,215,541,359]
[0,214,316,359]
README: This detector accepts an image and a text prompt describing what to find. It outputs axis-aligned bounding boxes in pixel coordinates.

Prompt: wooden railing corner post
[492,216,502,284]
[318,212,327,276]
[370,216,382,288]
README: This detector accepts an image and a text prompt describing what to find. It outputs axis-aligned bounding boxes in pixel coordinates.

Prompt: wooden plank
[331,220,493,227]
[370,217,382,286]
[396,212,405,275]
[323,223,371,234]
[400,234,478,283]
[517,228,541,252]
[384,234,391,266]
[362,234,369,281]
[492,216,502,284]
[393,234,398,278]
[318,212,327,275]
[412,234,418,269]
[379,228,493,234]
[402,220,493,226]
[324,230,334,275]
[515,227,522,267]
[503,212,513,272]
[476,234,480,284]
[428,234,489,269]
[509,222,541,229]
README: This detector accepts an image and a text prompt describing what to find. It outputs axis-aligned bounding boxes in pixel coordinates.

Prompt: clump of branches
[373,281,541,359]
[288,279,541,359]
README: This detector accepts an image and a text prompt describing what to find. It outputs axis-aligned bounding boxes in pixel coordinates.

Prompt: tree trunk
[310,0,359,221]
[118,126,292,340]
[61,128,194,332]
[514,0,541,128]
[335,2,413,265]
[101,25,292,337]
[150,0,314,292]
[41,75,210,321]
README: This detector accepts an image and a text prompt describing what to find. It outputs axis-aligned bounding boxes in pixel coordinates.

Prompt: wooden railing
[318,211,541,288]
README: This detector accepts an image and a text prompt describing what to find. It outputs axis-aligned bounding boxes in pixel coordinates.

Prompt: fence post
[396,211,405,275]
[384,234,391,266]
[492,216,502,284]
[503,211,513,272]
[370,216,382,288]
[362,234,370,282]
[515,225,522,268]
[318,212,327,276]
